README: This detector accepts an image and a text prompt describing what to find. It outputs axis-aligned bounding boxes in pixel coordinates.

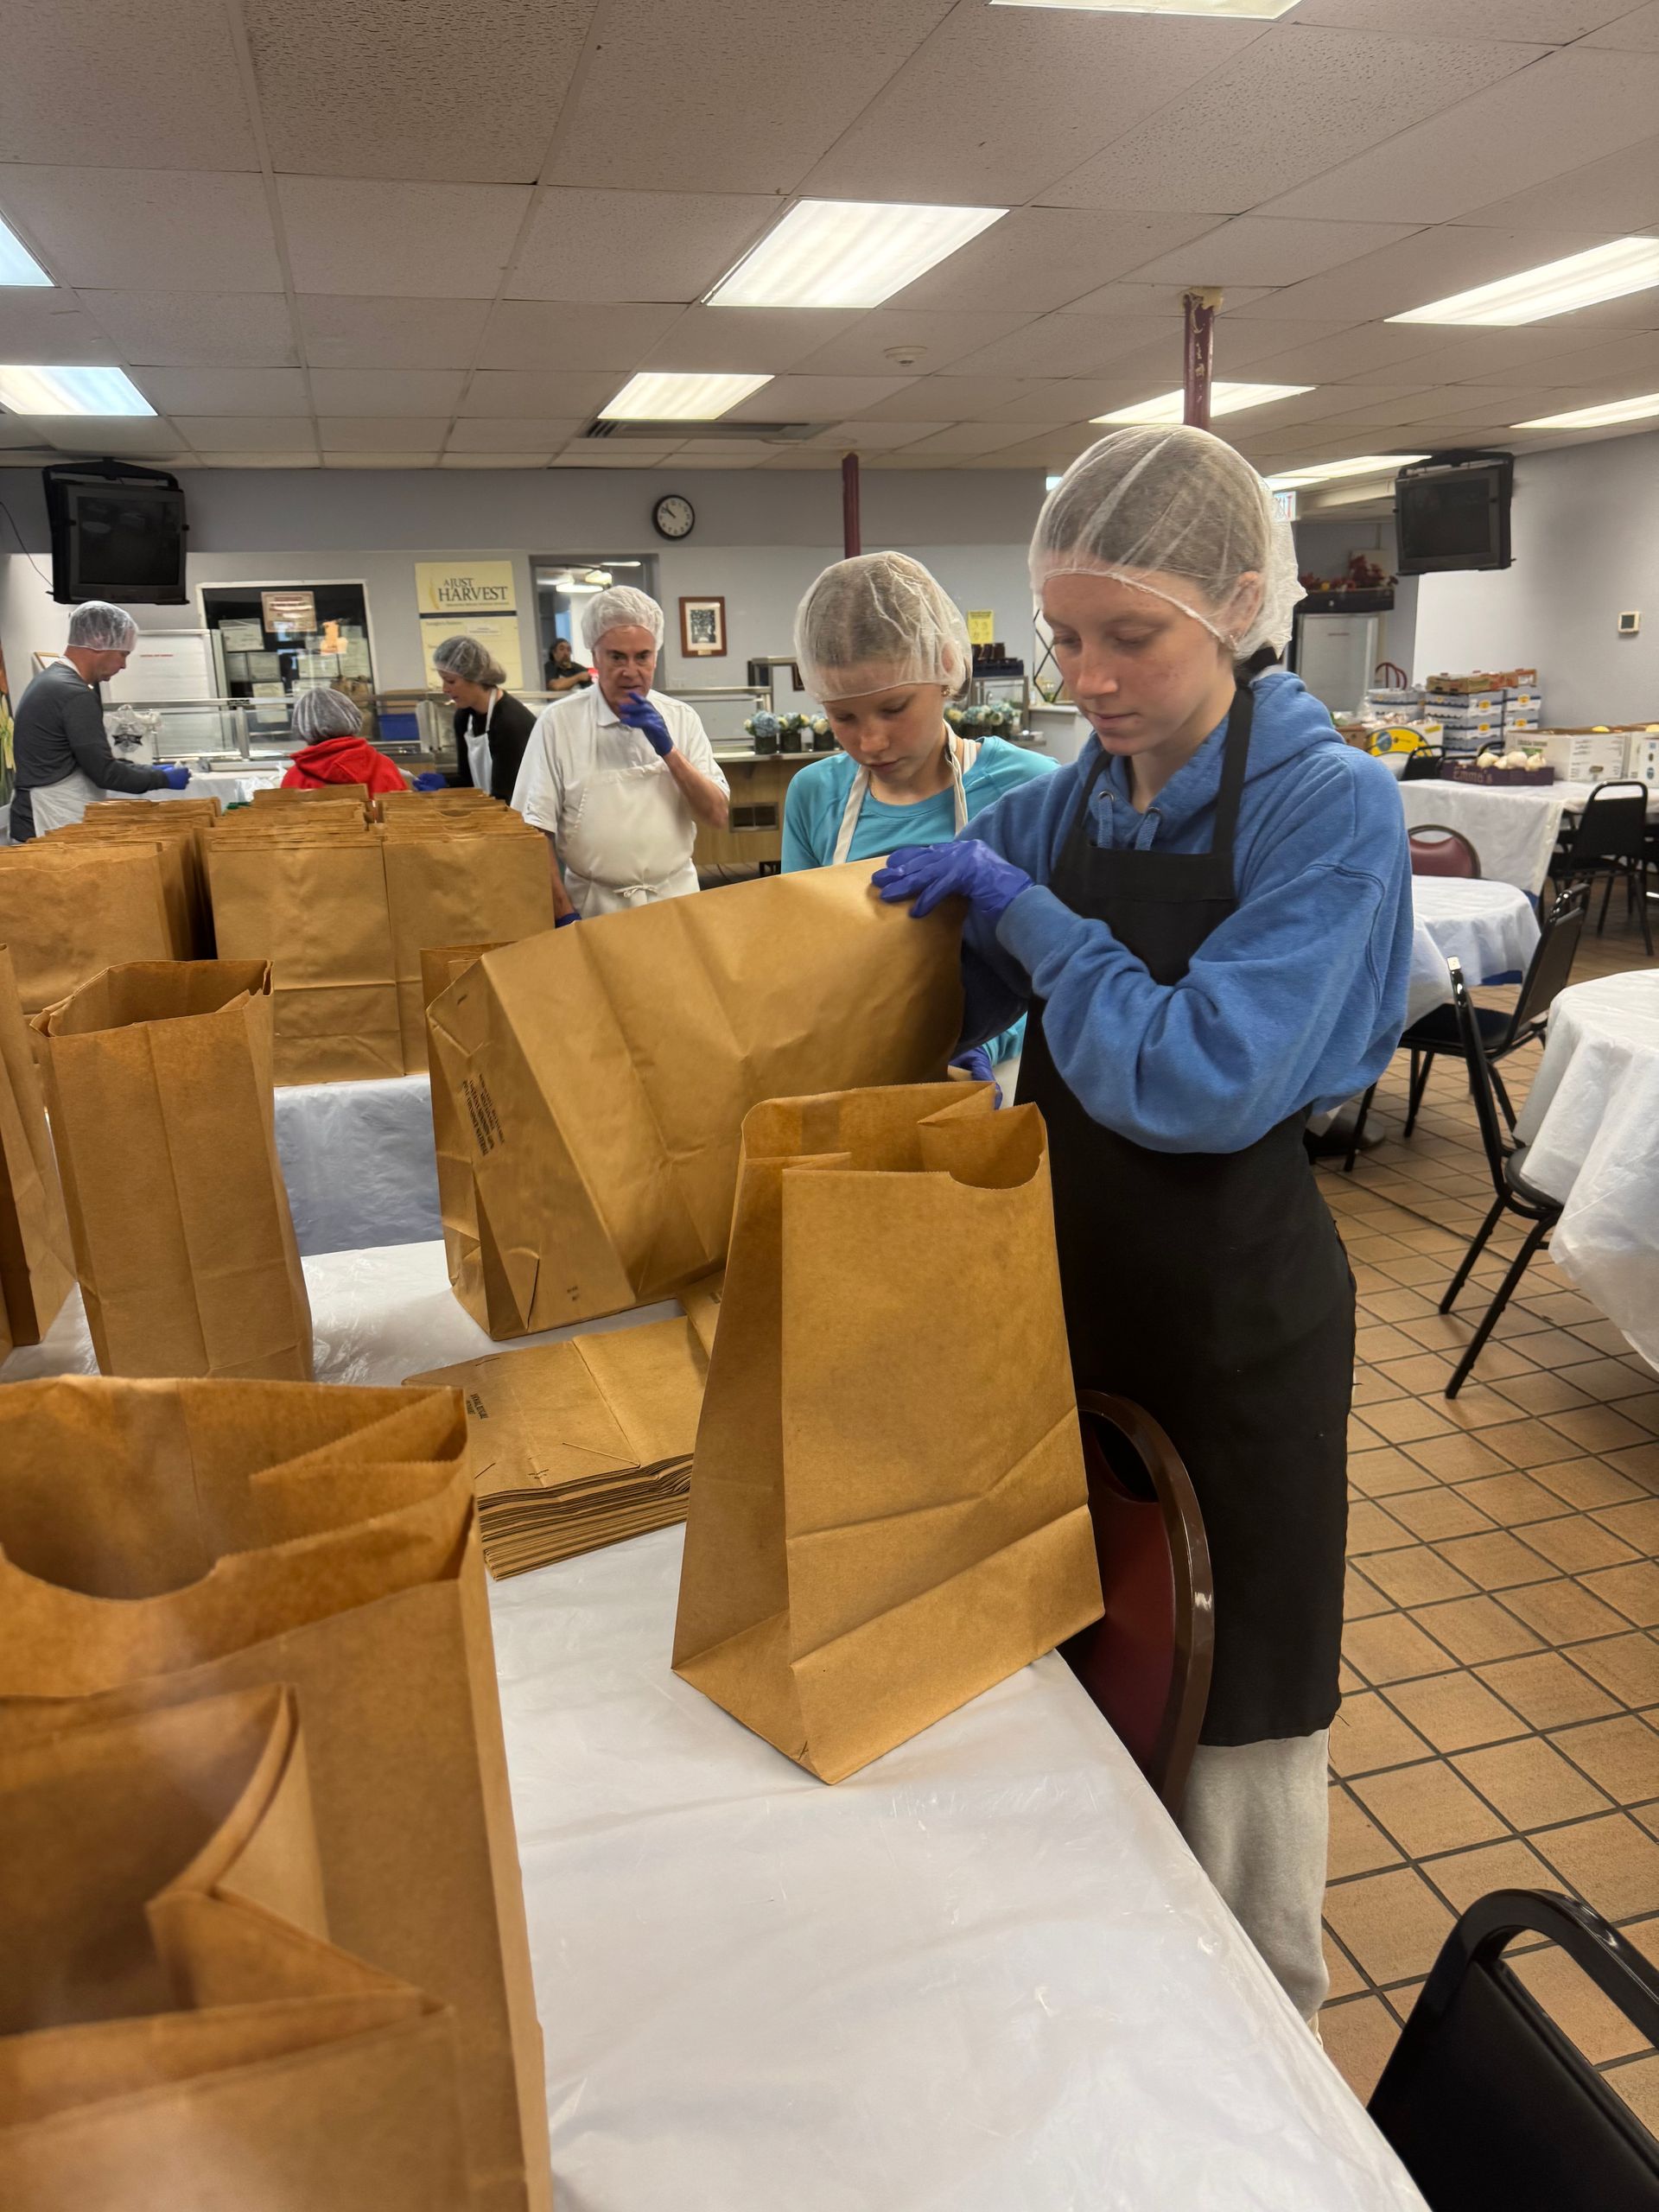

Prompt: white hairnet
[582,586,663,658]
[432,633,506,688]
[290,685,363,741]
[793,552,972,702]
[67,600,137,650]
[1030,426,1302,658]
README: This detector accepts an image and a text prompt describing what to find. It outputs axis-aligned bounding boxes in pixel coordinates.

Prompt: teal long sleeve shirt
[781,734,1058,1065]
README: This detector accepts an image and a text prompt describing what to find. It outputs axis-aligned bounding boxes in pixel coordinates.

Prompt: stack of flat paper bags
[408,1300,715,1578]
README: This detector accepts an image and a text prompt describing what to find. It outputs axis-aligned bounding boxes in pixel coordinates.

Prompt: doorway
[533,556,658,689]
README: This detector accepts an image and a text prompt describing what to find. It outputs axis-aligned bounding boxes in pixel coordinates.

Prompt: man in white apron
[510,587,729,918]
[8,601,186,840]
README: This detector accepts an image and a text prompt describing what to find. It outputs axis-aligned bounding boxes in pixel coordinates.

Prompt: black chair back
[1370,1889,1659,2212]
[1402,752,1443,781]
[1505,886,1587,1042]
[1449,959,1511,1204]
[1567,782,1648,865]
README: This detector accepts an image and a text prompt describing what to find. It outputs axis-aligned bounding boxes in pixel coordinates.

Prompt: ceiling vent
[580,418,825,444]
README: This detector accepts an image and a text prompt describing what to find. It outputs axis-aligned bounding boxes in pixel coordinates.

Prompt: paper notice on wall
[220,619,265,652]
[967,611,995,646]
[248,652,282,680]
[421,613,523,690]
[252,681,288,700]
[262,589,317,636]
[340,639,372,678]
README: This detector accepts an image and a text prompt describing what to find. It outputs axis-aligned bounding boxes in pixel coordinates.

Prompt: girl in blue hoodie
[875,428,1414,2026]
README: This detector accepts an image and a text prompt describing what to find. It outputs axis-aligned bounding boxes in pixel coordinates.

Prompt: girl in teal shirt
[782,552,1055,1068]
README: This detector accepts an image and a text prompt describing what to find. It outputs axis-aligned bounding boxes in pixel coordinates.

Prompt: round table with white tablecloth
[1407,876,1540,1024]
[1398,779,1658,899]
[1512,970,1659,1371]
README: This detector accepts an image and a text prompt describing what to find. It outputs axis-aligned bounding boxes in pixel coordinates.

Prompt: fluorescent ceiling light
[707,200,1005,311]
[991,0,1295,13]
[1513,390,1659,430]
[1389,237,1659,327]
[599,371,772,421]
[0,215,51,287]
[1093,381,1313,425]
[1265,453,1428,489]
[0,364,155,416]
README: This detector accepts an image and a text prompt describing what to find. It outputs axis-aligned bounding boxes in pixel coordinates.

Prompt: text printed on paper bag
[462,1075,505,1157]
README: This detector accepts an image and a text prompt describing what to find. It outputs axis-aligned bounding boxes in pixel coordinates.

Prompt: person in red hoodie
[280,686,409,796]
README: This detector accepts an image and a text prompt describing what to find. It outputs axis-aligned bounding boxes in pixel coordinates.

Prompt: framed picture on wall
[679,595,727,658]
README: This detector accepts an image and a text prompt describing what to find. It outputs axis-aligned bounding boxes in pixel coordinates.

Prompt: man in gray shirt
[9,600,187,841]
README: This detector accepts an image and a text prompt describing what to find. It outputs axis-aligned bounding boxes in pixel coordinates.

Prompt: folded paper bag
[672,1083,1103,1784]
[0,1683,470,2211]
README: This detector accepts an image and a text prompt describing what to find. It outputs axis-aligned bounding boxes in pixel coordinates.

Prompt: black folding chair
[1370,1889,1659,2212]
[1438,957,1564,1397]
[1553,781,1652,953]
[1343,887,1586,1170]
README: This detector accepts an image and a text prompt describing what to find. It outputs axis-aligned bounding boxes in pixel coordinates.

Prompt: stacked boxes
[1422,671,1544,760]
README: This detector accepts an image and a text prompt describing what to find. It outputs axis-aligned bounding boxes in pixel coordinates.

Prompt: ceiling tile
[1585,2,1659,41]
[1054,283,1259,321]
[134,365,308,415]
[788,309,1038,377]
[174,416,319,452]
[0,293,118,363]
[187,454,318,467]
[800,8,1267,205]
[654,447,767,468]
[318,416,454,449]
[83,289,298,368]
[1236,321,1461,382]
[1040,24,1543,214]
[851,375,1041,421]
[1225,224,1608,323]
[479,302,686,372]
[1127,216,1426,289]
[639,307,864,375]
[1510,329,1659,384]
[894,423,1046,458]
[0,0,256,169]
[722,374,918,422]
[444,417,586,450]
[308,368,467,416]
[37,417,188,456]
[298,295,492,370]
[1292,1,1631,33]
[277,177,531,299]
[0,168,281,290]
[322,454,443,468]
[804,420,950,449]
[1259,47,1659,223]
[461,370,621,418]
[508,188,777,305]
[945,313,1191,380]
[1455,135,1659,232]
[245,0,600,182]
[1339,325,1645,383]
[441,452,556,467]
[756,448,844,469]
[889,211,1224,316]
[543,0,955,194]
[551,444,683,467]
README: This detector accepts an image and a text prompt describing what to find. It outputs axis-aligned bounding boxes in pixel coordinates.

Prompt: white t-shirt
[511,687,728,900]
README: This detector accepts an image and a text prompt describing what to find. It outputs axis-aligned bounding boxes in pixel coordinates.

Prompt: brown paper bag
[208,830,403,1082]
[0,1684,470,2210]
[408,1314,709,1577]
[0,844,177,1013]
[47,822,202,959]
[33,961,313,1381]
[423,943,512,1323]
[0,1376,550,2212]
[672,1084,1102,1783]
[385,830,553,1074]
[0,947,73,1349]
[251,781,370,809]
[426,861,963,1339]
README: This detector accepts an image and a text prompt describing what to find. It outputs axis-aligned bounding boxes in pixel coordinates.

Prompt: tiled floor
[1314,902,1659,2128]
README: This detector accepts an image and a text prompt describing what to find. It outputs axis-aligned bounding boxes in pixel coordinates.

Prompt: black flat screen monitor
[1395,457,1513,575]
[45,468,188,604]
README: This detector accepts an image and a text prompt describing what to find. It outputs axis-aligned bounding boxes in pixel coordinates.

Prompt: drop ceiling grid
[0,0,1654,468]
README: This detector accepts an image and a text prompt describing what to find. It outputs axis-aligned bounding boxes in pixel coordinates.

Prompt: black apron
[1020,685,1351,1746]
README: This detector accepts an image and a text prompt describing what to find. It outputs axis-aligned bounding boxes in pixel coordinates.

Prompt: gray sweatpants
[1178,1730,1331,2021]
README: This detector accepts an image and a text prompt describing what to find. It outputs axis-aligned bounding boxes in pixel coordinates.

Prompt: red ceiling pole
[842,449,861,558]
[1182,288,1223,431]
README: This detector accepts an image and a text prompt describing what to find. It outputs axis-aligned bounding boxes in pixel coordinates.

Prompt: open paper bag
[0,946,73,1351]
[32,961,312,1381]
[425,861,963,1339]
[0,1684,469,2209]
[0,1376,550,2212]
[672,1083,1102,1783]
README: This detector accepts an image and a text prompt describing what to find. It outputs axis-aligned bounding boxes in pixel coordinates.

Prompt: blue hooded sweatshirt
[959,670,1414,1155]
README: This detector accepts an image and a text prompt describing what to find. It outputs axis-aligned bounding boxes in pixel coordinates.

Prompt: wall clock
[652,494,695,541]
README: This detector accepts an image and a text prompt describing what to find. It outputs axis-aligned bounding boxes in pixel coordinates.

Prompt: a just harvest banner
[416,560,518,615]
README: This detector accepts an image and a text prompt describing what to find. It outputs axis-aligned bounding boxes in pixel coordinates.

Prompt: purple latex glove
[555,909,581,927]
[412,770,448,791]
[950,1046,1003,1108]
[618,690,673,758]
[873,838,1031,924]
[157,763,190,791]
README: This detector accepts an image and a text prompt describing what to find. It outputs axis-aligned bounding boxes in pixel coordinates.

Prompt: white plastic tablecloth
[146,768,284,807]
[1,1244,1426,2205]
[1399,780,1658,898]
[1407,876,1540,1024]
[272,1072,441,1255]
[1514,971,1659,1372]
